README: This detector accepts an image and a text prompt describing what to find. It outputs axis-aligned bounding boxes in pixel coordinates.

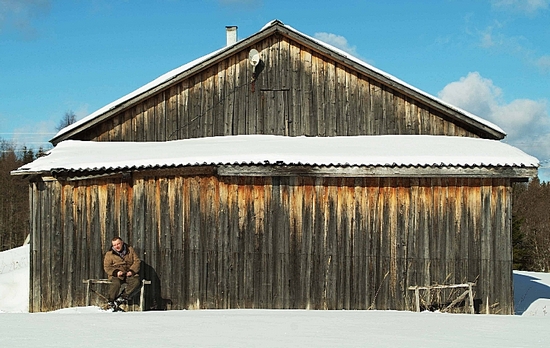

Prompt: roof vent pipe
[226,26,238,46]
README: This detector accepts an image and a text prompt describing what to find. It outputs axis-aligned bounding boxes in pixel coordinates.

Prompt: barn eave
[15,164,537,183]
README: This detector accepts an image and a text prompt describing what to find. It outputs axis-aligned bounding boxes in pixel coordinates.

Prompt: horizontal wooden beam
[218,165,537,180]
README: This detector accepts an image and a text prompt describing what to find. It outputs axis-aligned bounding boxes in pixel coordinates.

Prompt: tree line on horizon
[0,139,44,250]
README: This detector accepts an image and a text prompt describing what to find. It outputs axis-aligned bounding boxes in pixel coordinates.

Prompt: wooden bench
[82,278,152,311]
[408,282,476,314]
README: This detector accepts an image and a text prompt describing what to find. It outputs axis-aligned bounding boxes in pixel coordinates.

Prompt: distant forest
[0,137,549,272]
[0,139,45,251]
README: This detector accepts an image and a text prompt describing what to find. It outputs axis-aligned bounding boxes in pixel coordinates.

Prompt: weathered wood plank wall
[74,35,483,143]
[29,174,513,314]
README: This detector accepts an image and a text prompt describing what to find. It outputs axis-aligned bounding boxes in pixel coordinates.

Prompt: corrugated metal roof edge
[26,162,537,177]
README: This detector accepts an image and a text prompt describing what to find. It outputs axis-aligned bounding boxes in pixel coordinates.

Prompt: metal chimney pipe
[226,26,238,46]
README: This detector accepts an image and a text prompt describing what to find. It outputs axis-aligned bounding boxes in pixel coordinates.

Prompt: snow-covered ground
[1,245,550,347]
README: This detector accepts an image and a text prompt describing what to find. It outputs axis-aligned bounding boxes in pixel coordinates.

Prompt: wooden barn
[13,20,538,314]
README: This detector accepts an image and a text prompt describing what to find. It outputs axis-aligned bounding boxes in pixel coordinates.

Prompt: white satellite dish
[249,49,260,67]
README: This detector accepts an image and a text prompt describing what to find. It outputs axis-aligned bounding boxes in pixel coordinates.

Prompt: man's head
[111,237,124,252]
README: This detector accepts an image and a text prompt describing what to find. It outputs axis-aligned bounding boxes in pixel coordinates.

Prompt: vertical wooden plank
[300,177,314,309]
[247,50,259,135]
[276,176,291,308]
[40,180,52,311]
[289,42,301,136]
[252,177,265,307]
[134,104,144,141]
[180,175,191,309]
[202,69,215,138]
[166,86,179,141]
[61,184,75,308]
[313,177,328,308]
[213,59,225,137]
[419,178,432,288]
[262,177,273,308]
[395,93,405,134]
[406,178,420,310]
[299,48,312,135]
[92,185,103,286]
[225,56,236,135]
[502,180,514,314]
[355,76,367,135]
[50,181,62,309]
[395,178,410,309]
[344,178,355,309]
[430,178,442,287]
[325,178,338,308]
[311,53,323,136]
[236,177,250,306]
[188,175,201,308]
[189,77,202,139]
[216,177,229,308]
[385,89,396,134]
[179,81,190,140]
[335,64,345,135]
[480,178,492,313]
[325,60,337,136]
[30,182,40,312]
[371,81,383,135]
[346,70,357,136]
[158,178,171,308]
[365,178,379,309]
[351,178,364,309]
[226,176,239,308]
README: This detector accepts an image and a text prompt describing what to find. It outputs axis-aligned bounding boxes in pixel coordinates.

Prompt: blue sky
[1,0,549,179]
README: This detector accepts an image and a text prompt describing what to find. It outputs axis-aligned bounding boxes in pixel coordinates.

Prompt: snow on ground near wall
[1,245,550,347]
[514,270,550,316]
[0,244,29,313]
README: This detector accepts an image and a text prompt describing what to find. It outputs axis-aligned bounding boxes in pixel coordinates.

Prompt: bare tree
[56,110,77,131]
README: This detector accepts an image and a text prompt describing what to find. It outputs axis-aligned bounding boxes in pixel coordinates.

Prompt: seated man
[103,236,141,310]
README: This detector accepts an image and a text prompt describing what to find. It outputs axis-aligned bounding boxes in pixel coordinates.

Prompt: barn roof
[13,135,538,179]
[50,20,505,145]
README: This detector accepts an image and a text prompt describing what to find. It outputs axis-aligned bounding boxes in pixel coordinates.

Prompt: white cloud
[477,26,550,74]
[314,32,359,57]
[313,32,374,65]
[535,55,550,73]
[438,72,550,174]
[491,0,549,15]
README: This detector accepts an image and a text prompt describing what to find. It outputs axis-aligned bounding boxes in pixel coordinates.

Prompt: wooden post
[140,279,152,311]
[84,279,92,306]
[468,283,475,314]
[414,287,420,312]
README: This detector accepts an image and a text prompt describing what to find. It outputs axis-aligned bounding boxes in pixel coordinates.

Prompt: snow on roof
[52,20,504,142]
[13,135,538,175]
